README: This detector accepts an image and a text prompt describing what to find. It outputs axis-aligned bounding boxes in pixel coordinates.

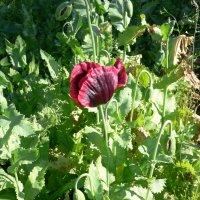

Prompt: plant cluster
[0,0,199,200]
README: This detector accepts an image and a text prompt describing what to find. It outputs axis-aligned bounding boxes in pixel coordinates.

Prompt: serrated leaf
[118,25,147,46]
[84,161,104,200]
[84,126,107,156]
[0,168,15,189]
[108,0,133,32]
[149,179,166,193]
[40,49,60,80]
[13,119,35,137]
[0,169,24,200]
[8,148,39,173]
[109,184,153,200]
[24,164,47,200]
[0,71,10,88]
[118,87,132,118]
[5,35,27,68]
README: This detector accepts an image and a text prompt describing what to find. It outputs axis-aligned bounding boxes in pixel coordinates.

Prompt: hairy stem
[145,120,173,200]
[130,70,153,122]
[99,105,110,196]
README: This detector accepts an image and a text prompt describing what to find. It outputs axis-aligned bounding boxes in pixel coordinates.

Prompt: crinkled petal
[70,62,101,83]
[69,62,101,105]
[114,58,128,87]
[78,66,118,107]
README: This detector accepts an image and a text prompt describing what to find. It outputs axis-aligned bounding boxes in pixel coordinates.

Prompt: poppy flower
[70,59,127,107]
[114,57,128,87]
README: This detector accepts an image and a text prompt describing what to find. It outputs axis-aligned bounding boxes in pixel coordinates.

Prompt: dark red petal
[114,58,128,87]
[117,67,128,87]
[70,62,101,83]
[114,57,123,70]
[78,67,118,107]
[69,62,101,106]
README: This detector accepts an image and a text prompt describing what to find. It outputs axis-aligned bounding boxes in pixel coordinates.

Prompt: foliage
[0,0,199,200]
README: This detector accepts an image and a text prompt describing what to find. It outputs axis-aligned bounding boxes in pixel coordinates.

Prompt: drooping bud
[55,2,72,21]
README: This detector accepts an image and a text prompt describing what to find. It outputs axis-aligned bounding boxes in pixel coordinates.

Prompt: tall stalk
[99,105,110,196]
[84,0,97,62]
[145,120,173,200]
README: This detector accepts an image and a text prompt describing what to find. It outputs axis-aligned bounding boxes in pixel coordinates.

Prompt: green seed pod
[145,85,154,102]
[73,189,86,200]
[167,131,176,156]
[55,2,72,21]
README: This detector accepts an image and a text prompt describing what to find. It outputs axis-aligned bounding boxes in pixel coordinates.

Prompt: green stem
[96,108,100,124]
[162,86,168,121]
[99,105,109,196]
[105,99,121,122]
[122,10,127,62]
[166,37,169,70]
[145,120,172,200]
[123,45,127,62]
[14,172,21,195]
[84,0,97,62]
[130,70,153,122]
[74,173,89,192]
[74,173,94,199]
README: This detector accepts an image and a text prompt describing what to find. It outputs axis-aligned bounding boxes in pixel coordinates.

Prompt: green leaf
[149,179,166,193]
[0,57,10,67]
[118,87,132,119]
[24,164,47,200]
[73,0,86,16]
[0,168,15,190]
[0,189,16,200]
[160,21,175,42]
[7,148,39,173]
[118,25,147,46]
[0,71,10,88]
[28,55,39,76]
[5,35,27,68]
[0,169,24,200]
[84,158,104,200]
[40,49,60,80]
[109,184,153,200]
[84,126,107,156]
[84,163,103,199]
[108,0,133,32]
[150,89,176,115]
[144,103,162,131]
[127,73,142,109]
[0,89,7,112]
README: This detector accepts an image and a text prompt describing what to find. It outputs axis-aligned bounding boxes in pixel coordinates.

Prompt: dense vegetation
[0,0,199,199]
